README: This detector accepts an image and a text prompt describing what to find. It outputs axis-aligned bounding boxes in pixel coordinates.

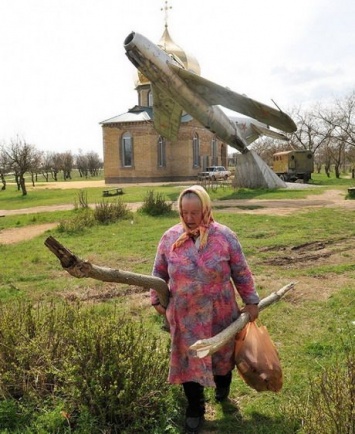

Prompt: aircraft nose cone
[124,32,135,48]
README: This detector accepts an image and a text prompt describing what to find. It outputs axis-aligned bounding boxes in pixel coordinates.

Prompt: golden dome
[135,26,201,86]
[137,70,150,85]
[158,26,201,75]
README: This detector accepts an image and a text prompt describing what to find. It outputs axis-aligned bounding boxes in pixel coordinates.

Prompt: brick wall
[102,118,227,184]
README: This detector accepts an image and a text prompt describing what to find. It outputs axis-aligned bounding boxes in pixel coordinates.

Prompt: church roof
[100,107,152,124]
[100,106,193,125]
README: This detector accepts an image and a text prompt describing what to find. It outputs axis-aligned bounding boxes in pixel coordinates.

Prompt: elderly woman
[150,185,259,433]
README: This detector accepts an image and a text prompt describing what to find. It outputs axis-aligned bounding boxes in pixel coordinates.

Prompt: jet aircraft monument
[124,31,297,188]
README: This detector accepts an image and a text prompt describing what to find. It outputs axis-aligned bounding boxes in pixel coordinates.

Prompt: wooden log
[45,237,296,351]
[189,282,296,358]
[44,236,170,307]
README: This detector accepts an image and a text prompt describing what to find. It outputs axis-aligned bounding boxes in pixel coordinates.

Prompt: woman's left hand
[241,304,259,322]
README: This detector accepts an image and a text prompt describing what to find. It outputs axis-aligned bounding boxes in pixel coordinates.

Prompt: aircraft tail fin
[251,124,289,141]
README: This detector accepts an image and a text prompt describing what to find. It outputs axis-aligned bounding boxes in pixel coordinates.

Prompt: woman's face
[181,194,203,230]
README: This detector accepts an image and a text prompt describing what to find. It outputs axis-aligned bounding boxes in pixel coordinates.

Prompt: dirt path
[0,223,58,245]
[214,188,354,215]
[0,203,142,245]
[0,186,354,244]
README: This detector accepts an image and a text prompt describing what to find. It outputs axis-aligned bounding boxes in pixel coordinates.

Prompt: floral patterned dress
[150,221,259,387]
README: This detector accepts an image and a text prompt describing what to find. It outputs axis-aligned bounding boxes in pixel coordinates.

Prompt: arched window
[148,90,153,107]
[192,133,200,167]
[211,136,218,165]
[121,132,133,167]
[157,136,166,167]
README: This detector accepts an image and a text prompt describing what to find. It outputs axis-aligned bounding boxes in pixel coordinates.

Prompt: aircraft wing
[250,124,289,142]
[169,64,297,133]
[151,84,183,140]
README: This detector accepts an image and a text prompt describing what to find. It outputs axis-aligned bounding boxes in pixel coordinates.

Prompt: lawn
[0,171,354,433]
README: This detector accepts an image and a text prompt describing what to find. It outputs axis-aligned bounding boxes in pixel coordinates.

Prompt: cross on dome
[161,1,172,28]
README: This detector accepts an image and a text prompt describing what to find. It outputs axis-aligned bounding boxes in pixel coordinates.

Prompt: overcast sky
[1,0,355,158]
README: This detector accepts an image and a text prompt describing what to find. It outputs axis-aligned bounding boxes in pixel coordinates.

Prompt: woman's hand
[153,304,167,315]
[153,304,170,332]
[241,304,259,322]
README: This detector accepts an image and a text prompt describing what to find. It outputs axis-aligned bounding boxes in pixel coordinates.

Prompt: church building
[101,25,228,184]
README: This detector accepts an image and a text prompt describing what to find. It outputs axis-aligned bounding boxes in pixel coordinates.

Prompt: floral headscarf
[172,185,214,250]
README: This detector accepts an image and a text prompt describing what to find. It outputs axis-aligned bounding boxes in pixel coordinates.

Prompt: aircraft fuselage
[124,32,249,153]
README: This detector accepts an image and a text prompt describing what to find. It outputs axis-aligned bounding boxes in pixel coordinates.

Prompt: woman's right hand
[153,304,167,315]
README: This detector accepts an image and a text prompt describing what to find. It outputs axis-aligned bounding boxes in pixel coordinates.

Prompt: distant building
[101,26,227,184]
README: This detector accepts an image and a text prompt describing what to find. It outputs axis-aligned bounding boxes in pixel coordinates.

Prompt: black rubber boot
[182,382,205,433]
[214,370,232,402]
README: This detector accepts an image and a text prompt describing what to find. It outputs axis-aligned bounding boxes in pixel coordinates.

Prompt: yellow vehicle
[272,150,314,183]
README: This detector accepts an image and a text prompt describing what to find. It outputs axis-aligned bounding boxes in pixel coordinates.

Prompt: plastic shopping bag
[234,321,283,392]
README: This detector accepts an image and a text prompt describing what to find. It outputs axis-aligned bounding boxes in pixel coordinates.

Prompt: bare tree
[316,92,355,178]
[3,137,40,196]
[51,153,63,181]
[314,145,331,176]
[76,152,89,178]
[291,104,334,154]
[40,152,55,182]
[320,91,355,147]
[0,145,11,190]
[76,151,102,177]
[61,151,74,180]
[87,151,102,176]
[48,152,74,181]
[346,146,355,178]
[320,139,344,178]
[29,149,43,186]
[250,104,335,169]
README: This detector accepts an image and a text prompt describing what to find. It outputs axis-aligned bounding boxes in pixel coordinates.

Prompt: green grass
[311,169,355,186]
[4,168,104,183]
[1,170,354,211]
[0,211,74,230]
[0,184,183,209]
[0,171,354,433]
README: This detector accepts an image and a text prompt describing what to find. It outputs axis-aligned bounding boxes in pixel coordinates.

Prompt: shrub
[57,209,96,233]
[57,199,131,233]
[139,190,173,216]
[93,199,131,224]
[0,399,21,430]
[0,301,179,433]
[74,190,89,210]
[286,334,355,433]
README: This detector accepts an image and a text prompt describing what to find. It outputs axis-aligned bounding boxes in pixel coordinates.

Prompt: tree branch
[44,236,170,307]
[45,237,296,354]
[189,282,296,358]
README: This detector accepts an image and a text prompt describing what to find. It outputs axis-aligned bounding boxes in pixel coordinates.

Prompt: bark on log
[45,236,296,354]
[44,236,170,307]
[189,282,296,358]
